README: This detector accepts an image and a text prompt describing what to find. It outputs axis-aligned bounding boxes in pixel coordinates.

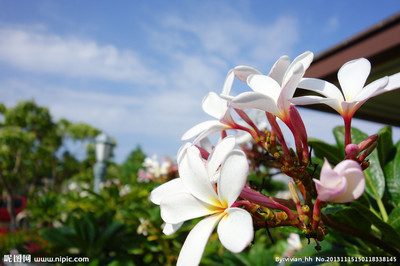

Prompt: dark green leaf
[333,126,345,157]
[377,126,394,167]
[308,138,343,164]
[384,141,400,205]
[388,207,400,231]
[325,205,371,233]
[351,201,400,247]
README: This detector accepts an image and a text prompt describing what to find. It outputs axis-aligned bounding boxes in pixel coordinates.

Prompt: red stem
[343,116,352,146]
[240,186,297,220]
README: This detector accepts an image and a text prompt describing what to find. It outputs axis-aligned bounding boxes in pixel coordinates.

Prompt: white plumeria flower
[287,233,302,251]
[142,155,171,179]
[313,158,365,203]
[156,136,253,266]
[291,58,400,121]
[150,137,236,236]
[181,67,260,144]
[228,51,313,124]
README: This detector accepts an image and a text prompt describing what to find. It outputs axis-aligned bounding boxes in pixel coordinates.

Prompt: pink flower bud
[345,144,360,158]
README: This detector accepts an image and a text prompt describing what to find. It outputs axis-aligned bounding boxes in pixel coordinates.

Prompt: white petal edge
[231,91,280,115]
[268,55,290,85]
[160,192,216,224]
[351,76,388,103]
[372,72,400,97]
[177,213,224,266]
[191,122,230,146]
[217,208,254,253]
[202,92,227,119]
[181,120,225,141]
[278,63,304,113]
[207,136,235,181]
[179,147,219,205]
[247,74,282,100]
[283,51,313,86]
[221,69,234,95]
[298,78,344,100]
[233,65,262,82]
[291,96,342,114]
[218,150,249,207]
[150,178,187,205]
[163,222,183,236]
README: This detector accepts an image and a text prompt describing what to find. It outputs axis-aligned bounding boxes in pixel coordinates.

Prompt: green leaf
[388,207,400,231]
[350,127,385,199]
[333,126,345,157]
[384,141,400,206]
[351,201,400,247]
[308,138,342,164]
[377,126,394,167]
[325,205,371,233]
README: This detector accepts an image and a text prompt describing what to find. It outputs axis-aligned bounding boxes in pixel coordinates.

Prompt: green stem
[376,197,388,222]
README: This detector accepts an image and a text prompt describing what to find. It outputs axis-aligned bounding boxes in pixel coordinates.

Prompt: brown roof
[300,12,400,126]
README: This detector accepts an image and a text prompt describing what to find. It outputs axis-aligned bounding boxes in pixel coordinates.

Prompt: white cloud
[0,25,164,86]
[324,16,340,34]
[152,13,299,67]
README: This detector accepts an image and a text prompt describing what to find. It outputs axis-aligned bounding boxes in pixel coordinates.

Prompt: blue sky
[1,0,399,163]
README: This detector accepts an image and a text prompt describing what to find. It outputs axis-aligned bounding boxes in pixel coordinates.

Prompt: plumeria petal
[338,58,371,100]
[333,158,362,174]
[298,78,344,100]
[182,120,223,141]
[314,177,348,202]
[350,76,389,103]
[207,136,235,182]
[283,51,313,86]
[177,213,224,266]
[332,167,365,203]
[163,222,183,236]
[202,92,227,119]
[372,72,400,97]
[291,95,342,114]
[182,120,229,143]
[231,91,280,115]
[160,192,218,224]
[278,63,304,114]
[247,74,281,100]
[268,55,290,86]
[179,147,219,205]
[217,208,254,253]
[191,121,230,146]
[319,158,344,187]
[218,150,249,207]
[233,65,262,82]
[150,178,186,205]
[221,69,234,95]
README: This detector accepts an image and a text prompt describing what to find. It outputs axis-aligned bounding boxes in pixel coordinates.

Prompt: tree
[120,146,146,184]
[0,100,100,230]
